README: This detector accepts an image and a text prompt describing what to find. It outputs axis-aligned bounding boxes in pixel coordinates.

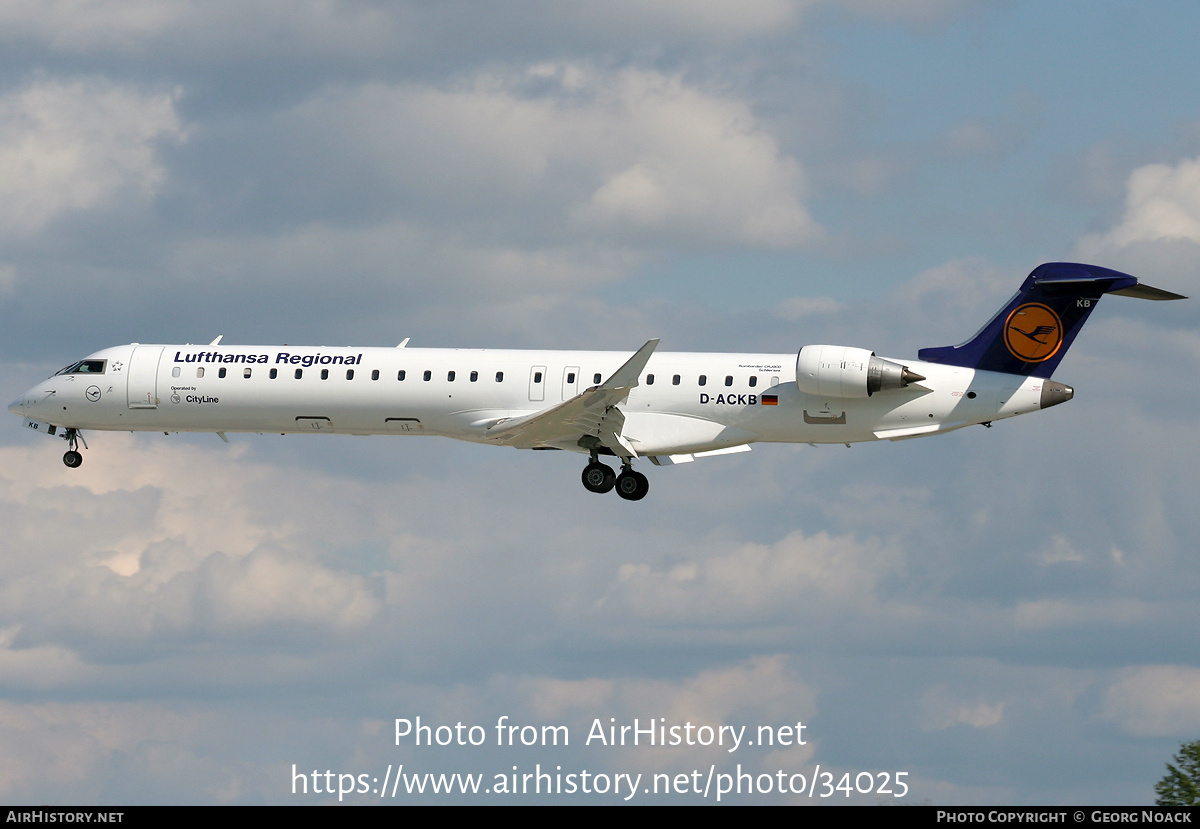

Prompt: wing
[483,339,659,457]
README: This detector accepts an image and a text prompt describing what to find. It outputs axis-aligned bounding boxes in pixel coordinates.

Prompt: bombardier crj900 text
[9,263,1185,501]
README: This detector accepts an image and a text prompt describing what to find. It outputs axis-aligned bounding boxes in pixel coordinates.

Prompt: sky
[1,0,1199,805]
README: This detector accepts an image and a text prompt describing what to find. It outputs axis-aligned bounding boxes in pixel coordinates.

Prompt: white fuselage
[10,342,1056,460]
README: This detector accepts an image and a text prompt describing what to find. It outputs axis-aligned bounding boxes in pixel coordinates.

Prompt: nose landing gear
[61,428,86,468]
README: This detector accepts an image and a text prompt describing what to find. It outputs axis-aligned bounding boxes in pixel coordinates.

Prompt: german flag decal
[761,394,778,406]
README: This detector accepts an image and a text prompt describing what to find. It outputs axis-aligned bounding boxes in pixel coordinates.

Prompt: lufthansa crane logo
[1004,303,1063,363]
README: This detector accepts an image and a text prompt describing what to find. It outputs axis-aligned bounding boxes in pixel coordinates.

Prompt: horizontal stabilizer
[1109,284,1187,301]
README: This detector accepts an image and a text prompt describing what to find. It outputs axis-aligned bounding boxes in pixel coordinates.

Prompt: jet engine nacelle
[795,345,925,398]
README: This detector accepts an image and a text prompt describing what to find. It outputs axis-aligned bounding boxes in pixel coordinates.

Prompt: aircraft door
[561,366,579,400]
[127,346,164,409]
[529,365,546,402]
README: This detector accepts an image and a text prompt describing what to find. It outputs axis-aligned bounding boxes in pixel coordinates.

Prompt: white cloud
[0,700,275,803]
[1078,156,1200,255]
[289,64,819,249]
[0,264,15,296]
[898,258,1015,321]
[568,0,804,41]
[0,438,383,652]
[921,685,1005,730]
[523,656,813,728]
[773,295,844,321]
[510,657,817,779]
[0,77,184,236]
[0,1,805,59]
[946,122,1000,156]
[168,222,636,299]
[0,1,389,57]
[1036,533,1086,565]
[835,0,970,25]
[601,528,904,629]
[1102,666,1200,737]
[567,67,819,247]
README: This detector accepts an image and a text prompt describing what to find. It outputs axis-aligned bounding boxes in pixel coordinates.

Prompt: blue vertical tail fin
[917,262,1185,377]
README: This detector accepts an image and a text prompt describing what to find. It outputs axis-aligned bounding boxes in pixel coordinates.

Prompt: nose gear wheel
[61,428,86,468]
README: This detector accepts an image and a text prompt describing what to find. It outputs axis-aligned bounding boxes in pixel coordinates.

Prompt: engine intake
[796,345,925,398]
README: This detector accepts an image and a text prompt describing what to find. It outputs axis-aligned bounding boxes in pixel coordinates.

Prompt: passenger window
[495,371,504,382]
[770,376,779,387]
[725,375,733,387]
[699,375,707,386]
[672,375,680,385]
[346,369,354,380]
[172,367,181,378]
[447,371,455,382]
[533,371,542,383]
[321,369,329,380]
[218,367,227,378]
[196,367,204,378]
[646,374,654,385]
[398,370,406,381]
[270,368,278,379]
[294,369,303,379]
[749,376,757,387]
[470,371,478,382]
[244,368,252,379]
[372,370,379,380]
[567,372,575,384]
[593,373,601,384]
[423,370,431,381]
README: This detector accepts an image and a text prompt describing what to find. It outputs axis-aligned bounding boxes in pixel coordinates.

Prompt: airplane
[8,262,1185,501]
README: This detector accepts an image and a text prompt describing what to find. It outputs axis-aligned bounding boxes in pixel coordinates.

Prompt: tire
[615,470,649,501]
[581,462,616,493]
[63,450,83,468]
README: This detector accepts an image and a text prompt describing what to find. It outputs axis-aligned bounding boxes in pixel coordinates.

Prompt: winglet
[602,339,659,390]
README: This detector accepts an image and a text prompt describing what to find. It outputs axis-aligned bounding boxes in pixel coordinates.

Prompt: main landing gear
[581,457,649,501]
[62,428,86,468]
[582,461,615,493]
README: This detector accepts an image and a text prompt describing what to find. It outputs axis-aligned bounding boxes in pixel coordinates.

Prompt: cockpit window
[54,360,106,376]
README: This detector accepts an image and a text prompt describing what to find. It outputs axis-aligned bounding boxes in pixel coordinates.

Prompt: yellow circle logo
[1004,303,1063,363]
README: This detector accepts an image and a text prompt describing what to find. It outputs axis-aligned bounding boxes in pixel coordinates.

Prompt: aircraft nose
[8,394,24,417]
